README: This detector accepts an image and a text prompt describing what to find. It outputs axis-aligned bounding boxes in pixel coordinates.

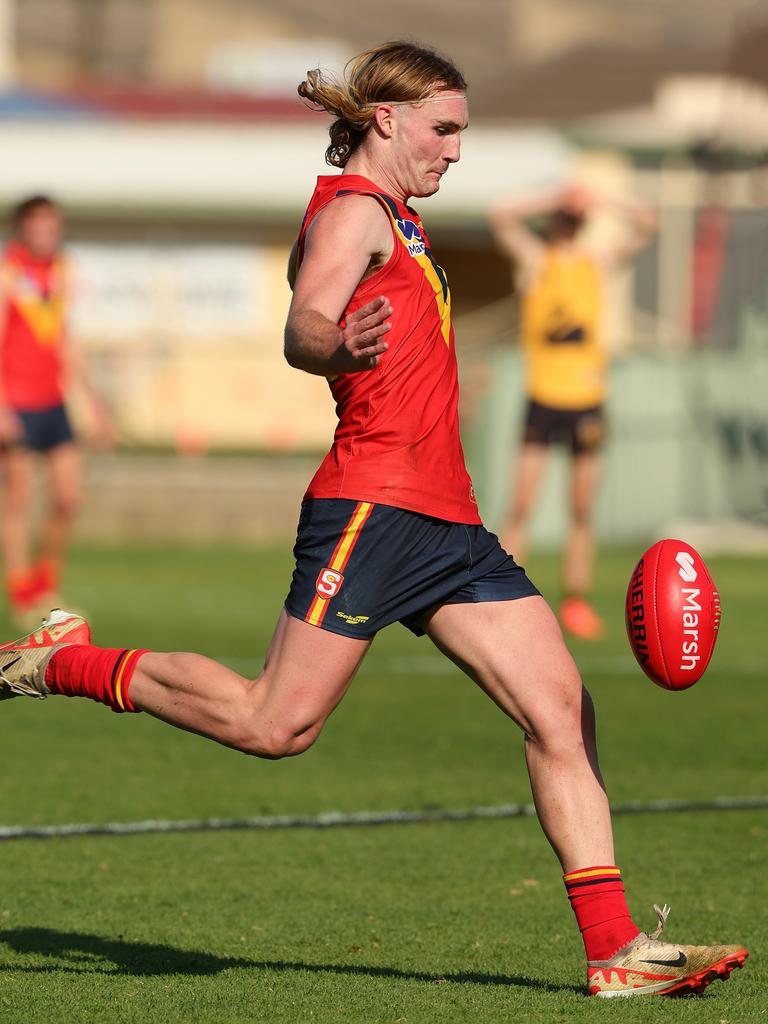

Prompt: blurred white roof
[574,75,768,152]
[0,119,570,223]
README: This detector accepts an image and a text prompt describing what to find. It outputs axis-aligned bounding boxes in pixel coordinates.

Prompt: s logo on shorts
[316,568,344,598]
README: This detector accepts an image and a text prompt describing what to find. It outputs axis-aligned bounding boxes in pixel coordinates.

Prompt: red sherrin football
[625,539,721,690]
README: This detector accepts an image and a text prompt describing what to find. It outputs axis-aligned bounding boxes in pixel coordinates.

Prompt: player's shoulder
[314,191,389,228]
[305,192,391,251]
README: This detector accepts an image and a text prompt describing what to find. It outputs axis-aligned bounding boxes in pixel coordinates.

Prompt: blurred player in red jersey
[0,196,114,622]
[0,45,746,997]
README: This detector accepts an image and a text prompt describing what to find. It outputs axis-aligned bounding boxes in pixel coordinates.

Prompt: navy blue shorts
[284,498,539,639]
[15,404,74,452]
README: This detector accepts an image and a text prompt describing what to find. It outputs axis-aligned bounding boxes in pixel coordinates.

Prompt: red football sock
[44,645,149,714]
[564,865,641,961]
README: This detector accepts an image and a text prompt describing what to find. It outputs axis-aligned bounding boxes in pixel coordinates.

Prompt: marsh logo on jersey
[315,568,344,599]
[395,218,426,257]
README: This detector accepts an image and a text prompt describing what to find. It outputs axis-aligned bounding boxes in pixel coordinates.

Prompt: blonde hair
[298,41,466,168]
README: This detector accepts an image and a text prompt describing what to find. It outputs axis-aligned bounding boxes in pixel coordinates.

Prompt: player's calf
[0,613,333,760]
[130,655,328,759]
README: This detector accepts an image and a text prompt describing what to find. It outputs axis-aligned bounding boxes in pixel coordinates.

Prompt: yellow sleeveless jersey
[520,247,606,409]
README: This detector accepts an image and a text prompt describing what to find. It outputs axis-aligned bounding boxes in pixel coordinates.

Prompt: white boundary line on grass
[1,795,767,842]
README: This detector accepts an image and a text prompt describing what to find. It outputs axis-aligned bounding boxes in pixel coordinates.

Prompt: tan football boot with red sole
[588,905,748,997]
[0,609,92,700]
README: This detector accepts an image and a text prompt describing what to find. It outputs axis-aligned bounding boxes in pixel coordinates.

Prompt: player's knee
[570,502,593,528]
[510,498,532,525]
[52,488,81,519]
[227,716,322,760]
[256,728,318,760]
[4,476,30,509]
[528,676,591,755]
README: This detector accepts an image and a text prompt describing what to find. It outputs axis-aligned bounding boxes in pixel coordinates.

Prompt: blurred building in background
[0,0,766,544]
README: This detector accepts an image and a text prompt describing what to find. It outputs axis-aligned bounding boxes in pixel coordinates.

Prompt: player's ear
[373,104,397,140]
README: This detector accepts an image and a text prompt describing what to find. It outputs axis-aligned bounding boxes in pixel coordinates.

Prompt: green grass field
[0,543,766,1023]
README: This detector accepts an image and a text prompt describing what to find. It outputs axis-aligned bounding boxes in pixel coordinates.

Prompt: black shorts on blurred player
[13,404,75,452]
[523,399,605,454]
[284,498,539,640]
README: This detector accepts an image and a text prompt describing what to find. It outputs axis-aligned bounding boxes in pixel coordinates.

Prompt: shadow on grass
[0,927,582,994]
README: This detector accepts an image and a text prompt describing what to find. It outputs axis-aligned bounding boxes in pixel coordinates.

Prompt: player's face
[393,92,468,199]
[19,206,63,258]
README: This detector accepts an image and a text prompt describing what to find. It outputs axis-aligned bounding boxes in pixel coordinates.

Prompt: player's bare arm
[488,190,556,286]
[58,264,116,449]
[0,41,747,1005]
[0,395,22,443]
[490,185,601,288]
[0,400,21,445]
[598,197,659,268]
[284,195,394,376]
[0,265,22,443]
[63,336,116,449]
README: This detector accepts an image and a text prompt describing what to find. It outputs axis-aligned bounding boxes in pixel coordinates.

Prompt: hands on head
[85,402,118,451]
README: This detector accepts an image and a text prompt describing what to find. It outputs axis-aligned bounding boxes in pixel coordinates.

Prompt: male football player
[0,195,114,622]
[0,43,746,997]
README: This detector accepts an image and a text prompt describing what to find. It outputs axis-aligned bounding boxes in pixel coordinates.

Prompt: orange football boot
[560,596,605,640]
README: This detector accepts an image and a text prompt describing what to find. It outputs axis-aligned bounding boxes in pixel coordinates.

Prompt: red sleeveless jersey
[1,241,67,409]
[297,174,480,524]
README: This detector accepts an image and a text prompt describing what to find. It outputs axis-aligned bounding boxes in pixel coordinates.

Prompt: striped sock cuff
[45,644,149,714]
[564,866,623,893]
[111,649,149,713]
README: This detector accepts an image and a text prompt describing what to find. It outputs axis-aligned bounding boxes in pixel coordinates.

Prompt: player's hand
[335,295,392,372]
[85,404,118,451]
[0,406,22,445]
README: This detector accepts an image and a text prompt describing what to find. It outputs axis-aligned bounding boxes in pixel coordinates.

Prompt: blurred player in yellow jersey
[490,186,656,639]
[0,196,115,624]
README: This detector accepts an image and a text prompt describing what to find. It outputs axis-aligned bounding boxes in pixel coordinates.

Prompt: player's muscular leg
[129,610,371,759]
[501,444,547,562]
[1,448,32,572]
[564,451,601,595]
[422,596,614,871]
